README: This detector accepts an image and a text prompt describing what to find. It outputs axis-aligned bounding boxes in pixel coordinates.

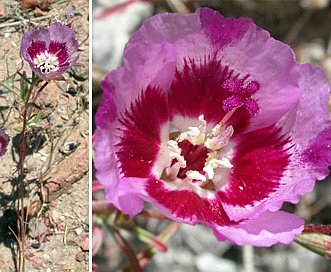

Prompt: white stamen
[203,157,233,181]
[186,170,207,182]
[203,164,215,180]
[167,140,186,168]
[178,115,206,145]
[209,157,233,169]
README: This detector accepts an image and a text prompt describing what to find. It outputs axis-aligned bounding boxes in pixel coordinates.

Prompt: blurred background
[92,1,331,271]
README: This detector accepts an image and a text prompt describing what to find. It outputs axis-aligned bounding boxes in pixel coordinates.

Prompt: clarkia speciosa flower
[94,8,331,246]
[20,22,79,81]
[0,128,9,156]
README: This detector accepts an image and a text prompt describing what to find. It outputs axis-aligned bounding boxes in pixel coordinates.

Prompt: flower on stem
[0,128,9,156]
[20,22,79,81]
[94,8,331,246]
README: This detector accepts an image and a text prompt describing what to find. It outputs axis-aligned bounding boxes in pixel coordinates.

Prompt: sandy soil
[0,0,89,271]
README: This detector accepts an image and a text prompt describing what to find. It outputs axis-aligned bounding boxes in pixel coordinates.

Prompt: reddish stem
[92,200,115,214]
[304,225,331,235]
[110,228,143,272]
[139,210,171,220]
[92,180,105,192]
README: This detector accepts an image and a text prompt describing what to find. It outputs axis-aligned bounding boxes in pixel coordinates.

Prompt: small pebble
[67,86,77,96]
[31,242,41,249]
[75,251,85,262]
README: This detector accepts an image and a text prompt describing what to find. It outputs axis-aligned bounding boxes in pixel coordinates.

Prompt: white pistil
[205,125,234,150]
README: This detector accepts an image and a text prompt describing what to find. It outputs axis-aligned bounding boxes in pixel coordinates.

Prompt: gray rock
[195,252,238,272]
[92,0,153,71]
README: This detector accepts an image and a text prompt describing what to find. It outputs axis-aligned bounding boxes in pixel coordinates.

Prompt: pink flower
[94,8,331,246]
[20,22,79,81]
[0,128,9,156]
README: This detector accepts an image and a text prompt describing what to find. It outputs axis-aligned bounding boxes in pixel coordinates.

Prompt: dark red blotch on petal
[169,56,229,124]
[146,179,233,226]
[218,125,292,206]
[116,86,169,178]
[49,41,69,64]
[27,40,46,60]
[169,56,255,132]
[0,129,10,156]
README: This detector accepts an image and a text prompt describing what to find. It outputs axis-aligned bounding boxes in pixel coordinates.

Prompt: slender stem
[0,81,21,97]
[303,225,331,235]
[17,74,43,272]
[108,226,143,272]
[92,200,115,214]
[243,245,254,272]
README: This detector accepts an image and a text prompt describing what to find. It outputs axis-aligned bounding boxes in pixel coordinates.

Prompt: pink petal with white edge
[213,210,304,247]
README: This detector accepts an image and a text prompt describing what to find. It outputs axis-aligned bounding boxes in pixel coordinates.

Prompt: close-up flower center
[33,49,60,74]
[158,71,261,192]
[164,112,236,190]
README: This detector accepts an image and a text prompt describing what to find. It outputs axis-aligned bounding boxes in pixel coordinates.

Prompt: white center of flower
[164,113,235,189]
[34,50,59,74]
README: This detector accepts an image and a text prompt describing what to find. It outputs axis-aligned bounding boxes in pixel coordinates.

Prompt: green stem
[0,80,21,97]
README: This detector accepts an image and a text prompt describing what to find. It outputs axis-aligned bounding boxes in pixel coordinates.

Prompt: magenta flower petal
[94,8,331,246]
[20,22,79,81]
[0,128,9,156]
[214,211,304,246]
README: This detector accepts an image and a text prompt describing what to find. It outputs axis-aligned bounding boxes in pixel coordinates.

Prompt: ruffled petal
[200,8,302,131]
[213,210,304,247]
[48,22,78,57]
[107,42,176,115]
[20,22,78,81]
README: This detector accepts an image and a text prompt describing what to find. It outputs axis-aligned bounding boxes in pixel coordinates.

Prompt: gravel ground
[0,0,89,270]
